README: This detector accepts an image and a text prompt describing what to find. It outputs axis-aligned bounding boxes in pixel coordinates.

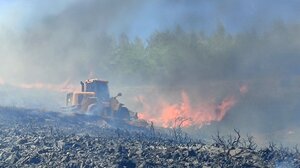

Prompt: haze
[1,0,300,145]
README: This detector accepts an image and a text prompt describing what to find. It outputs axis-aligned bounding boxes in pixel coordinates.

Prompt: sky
[0,0,300,38]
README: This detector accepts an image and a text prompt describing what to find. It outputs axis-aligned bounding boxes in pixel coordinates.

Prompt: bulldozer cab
[83,79,110,102]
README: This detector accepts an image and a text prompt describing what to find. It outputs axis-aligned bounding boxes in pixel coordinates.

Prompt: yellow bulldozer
[65,79,137,121]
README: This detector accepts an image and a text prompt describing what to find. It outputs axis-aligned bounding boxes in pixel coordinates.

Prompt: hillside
[0,107,299,167]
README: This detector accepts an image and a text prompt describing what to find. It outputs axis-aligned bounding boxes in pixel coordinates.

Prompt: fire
[0,77,5,85]
[19,83,60,90]
[239,84,248,94]
[16,79,78,92]
[137,91,238,128]
[0,77,77,92]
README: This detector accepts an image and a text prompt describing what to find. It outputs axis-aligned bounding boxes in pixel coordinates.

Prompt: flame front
[138,91,237,128]
[0,77,5,85]
[16,79,78,92]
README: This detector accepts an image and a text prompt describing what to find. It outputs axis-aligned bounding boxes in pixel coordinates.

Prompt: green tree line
[95,23,300,86]
[13,22,300,85]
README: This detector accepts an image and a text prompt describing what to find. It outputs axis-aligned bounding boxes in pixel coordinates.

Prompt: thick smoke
[0,0,145,83]
[1,0,300,145]
[1,0,300,84]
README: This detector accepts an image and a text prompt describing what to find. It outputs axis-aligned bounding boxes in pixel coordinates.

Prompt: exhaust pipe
[80,81,84,92]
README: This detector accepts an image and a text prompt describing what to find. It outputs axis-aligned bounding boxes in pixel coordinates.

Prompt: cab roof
[85,78,108,83]
[69,92,95,95]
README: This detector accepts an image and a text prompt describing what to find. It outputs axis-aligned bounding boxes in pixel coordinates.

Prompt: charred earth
[0,106,299,167]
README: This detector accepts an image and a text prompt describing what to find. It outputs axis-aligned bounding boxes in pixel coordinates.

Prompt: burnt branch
[242,134,257,150]
[212,129,245,158]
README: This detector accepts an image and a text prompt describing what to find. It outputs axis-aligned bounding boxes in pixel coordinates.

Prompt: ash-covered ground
[0,106,299,168]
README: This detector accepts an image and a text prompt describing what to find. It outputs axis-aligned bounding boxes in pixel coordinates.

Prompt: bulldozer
[65,79,137,121]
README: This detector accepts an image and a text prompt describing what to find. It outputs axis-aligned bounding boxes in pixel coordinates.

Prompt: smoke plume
[1,0,300,145]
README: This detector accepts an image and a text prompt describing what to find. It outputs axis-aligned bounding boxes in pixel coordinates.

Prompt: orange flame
[239,84,249,94]
[0,77,5,85]
[137,91,237,128]
[16,79,78,92]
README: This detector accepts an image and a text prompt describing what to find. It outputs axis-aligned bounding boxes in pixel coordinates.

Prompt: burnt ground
[0,106,299,167]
